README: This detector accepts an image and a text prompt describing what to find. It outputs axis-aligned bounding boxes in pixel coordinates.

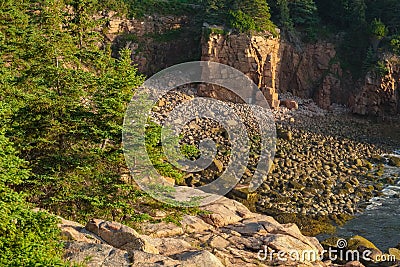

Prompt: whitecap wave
[382,188,398,196]
[366,200,383,210]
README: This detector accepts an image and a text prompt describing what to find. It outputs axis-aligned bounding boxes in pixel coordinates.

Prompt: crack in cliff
[250,41,265,89]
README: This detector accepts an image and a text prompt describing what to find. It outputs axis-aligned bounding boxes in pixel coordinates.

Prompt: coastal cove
[1,0,400,266]
[269,99,400,253]
[151,88,400,257]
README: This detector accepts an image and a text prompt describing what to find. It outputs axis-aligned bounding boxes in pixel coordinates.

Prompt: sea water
[335,152,400,250]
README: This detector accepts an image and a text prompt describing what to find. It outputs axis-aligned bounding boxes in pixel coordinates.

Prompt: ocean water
[334,152,400,251]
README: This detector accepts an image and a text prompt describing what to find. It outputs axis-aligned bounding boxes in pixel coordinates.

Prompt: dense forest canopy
[0,0,399,264]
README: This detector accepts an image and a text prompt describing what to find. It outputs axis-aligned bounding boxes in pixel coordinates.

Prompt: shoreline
[150,88,400,261]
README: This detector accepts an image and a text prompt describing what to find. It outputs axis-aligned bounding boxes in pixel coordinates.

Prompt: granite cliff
[200,29,399,116]
[98,13,399,116]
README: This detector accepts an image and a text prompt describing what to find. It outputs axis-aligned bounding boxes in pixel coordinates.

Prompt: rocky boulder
[281,99,299,110]
[61,195,332,266]
[85,219,159,254]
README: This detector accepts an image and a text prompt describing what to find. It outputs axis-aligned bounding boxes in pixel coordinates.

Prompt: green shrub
[375,60,389,76]
[362,48,389,77]
[369,18,388,40]
[0,188,68,266]
[0,134,67,266]
[289,0,319,27]
[205,0,277,35]
[228,10,257,33]
[145,122,185,184]
[390,35,400,55]
[209,27,227,35]
[180,144,200,160]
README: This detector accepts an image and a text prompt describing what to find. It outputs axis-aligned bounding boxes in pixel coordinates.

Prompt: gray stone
[200,197,255,227]
[172,250,224,267]
[64,242,131,267]
[141,221,184,238]
[181,215,212,234]
[130,250,181,267]
[151,237,194,256]
[208,235,230,249]
[85,219,159,254]
[228,222,265,236]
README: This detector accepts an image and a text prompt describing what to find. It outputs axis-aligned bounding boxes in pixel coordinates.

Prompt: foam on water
[334,150,400,250]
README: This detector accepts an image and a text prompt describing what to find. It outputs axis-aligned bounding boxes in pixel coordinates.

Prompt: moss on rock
[272,213,336,236]
[389,156,400,167]
[347,235,380,251]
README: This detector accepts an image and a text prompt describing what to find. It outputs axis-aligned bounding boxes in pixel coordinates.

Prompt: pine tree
[0,0,145,221]
[277,0,294,30]
[288,0,318,28]
[236,0,274,31]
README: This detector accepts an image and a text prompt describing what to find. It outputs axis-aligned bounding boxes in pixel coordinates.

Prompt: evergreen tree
[365,0,400,34]
[0,0,145,222]
[288,0,318,28]
[315,0,366,30]
[228,0,276,33]
[277,0,294,30]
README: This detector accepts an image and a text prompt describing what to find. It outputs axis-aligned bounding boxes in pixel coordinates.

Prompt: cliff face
[200,31,281,108]
[200,30,348,110]
[98,12,201,76]
[351,56,400,116]
[201,30,400,116]
[279,40,346,110]
[100,14,399,116]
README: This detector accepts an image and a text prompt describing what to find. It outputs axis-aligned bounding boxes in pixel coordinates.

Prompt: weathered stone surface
[201,31,338,110]
[389,156,400,167]
[282,99,299,110]
[61,194,333,266]
[200,31,281,109]
[59,218,102,243]
[151,237,194,256]
[277,128,293,140]
[200,30,400,116]
[352,56,400,116]
[181,215,213,233]
[227,222,266,236]
[200,196,255,227]
[130,250,181,266]
[250,213,282,229]
[279,41,343,110]
[208,235,230,249]
[271,223,323,252]
[85,219,159,254]
[263,234,320,262]
[347,235,382,262]
[103,16,400,116]
[141,221,184,238]
[344,261,365,267]
[64,242,131,267]
[96,12,201,76]
[172,250,224,267]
